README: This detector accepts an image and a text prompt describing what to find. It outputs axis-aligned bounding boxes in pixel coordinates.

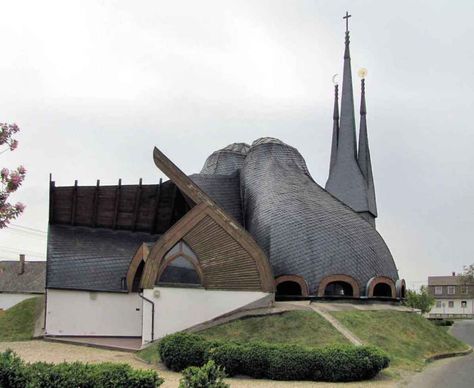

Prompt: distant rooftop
[0,260,45,294]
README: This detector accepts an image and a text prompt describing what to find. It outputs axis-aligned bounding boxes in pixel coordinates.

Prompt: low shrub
[158,332,218,371]
[179,360,229,388]
[432,319,454,327]
[0,350,164,388]
[158,333,390,382]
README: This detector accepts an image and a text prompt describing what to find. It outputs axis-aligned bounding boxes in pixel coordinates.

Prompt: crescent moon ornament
[332,74,339,85]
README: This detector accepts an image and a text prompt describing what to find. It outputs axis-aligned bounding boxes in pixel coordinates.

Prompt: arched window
[158,256,201,285]
[274,275,309,297]
[324,281,354,297]
[276,281,302,296]
[317,275,360,297]
[367,276,396,298]
[373,282,393,297]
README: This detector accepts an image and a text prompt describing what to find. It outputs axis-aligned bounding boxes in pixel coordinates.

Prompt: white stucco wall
[430,298,474,316]
[0,293,39,310]
[142,287,271,344]
[46,289,142,337]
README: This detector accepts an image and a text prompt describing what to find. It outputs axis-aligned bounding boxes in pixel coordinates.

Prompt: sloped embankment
[0,296,43,341]
[331,310,469,370]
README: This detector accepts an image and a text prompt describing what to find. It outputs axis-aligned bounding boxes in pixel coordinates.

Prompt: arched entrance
[373,282,392,297]
[324,281,353,297]
[274,275,309,297]
[366,276,396,298]
[317,275,360,297]
[276,281,302,296]
[396,279,407,299]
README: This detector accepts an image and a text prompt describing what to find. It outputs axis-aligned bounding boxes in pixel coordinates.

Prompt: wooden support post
[91,179,100,227]
[132,178,143,231]
[49,173,55,224]
[151,178,162,234]
[112,179,122,230]
[71,180,78,225]
[168,184,178,229]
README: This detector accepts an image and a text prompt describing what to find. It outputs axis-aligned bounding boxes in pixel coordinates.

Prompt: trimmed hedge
[0,349,164,388]
[158,333,390,382]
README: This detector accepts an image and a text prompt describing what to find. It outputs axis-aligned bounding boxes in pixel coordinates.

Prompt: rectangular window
[461,301,467,308]
[448,301,454,308]
[434,286,443,295]
[447,286,456,295]
[461,285,469,294]
[436,301,442,308]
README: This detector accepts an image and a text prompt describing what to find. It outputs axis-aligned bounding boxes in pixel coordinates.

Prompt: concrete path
[309,303,363,346]
[406,320,474,388]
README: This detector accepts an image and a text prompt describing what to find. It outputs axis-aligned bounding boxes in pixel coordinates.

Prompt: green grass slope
[198,310,349,347]
[138,310,348,364]
[0,296,44,341]
[331,310,468,370]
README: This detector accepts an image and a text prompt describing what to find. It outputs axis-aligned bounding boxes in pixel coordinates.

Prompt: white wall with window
[429,298,474,317]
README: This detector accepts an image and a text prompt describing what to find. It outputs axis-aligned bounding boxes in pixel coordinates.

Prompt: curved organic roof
[195,137,398,295]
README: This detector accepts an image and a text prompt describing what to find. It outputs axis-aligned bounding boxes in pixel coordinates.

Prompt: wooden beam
[132,178,143,231]
[70,180,78,226]
[49,173,55,224]
[91,179,100,227]
[112,179,122,230]
[168,184,178,229]
[151,178,162,234]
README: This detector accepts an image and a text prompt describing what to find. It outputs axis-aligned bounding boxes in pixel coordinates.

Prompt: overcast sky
[1,0,473,289]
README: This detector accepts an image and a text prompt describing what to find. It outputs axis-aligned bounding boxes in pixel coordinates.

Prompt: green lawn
[0,296,44,341]
[198,310,349,347]
[331,310,469,370]
[137,310,348,364]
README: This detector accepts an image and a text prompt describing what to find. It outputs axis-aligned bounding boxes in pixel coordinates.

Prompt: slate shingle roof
[190,172,243,225]
[47,225,159,292]
[0,260,45,294]
[240,138,398,294]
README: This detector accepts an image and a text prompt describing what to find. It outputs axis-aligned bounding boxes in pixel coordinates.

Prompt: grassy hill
[331,310,469,370]
[0,296,44,341]
[138,308,469,375]
[198,310,349,347]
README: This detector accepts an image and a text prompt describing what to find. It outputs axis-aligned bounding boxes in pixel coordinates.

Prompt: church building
[44,15,405,345]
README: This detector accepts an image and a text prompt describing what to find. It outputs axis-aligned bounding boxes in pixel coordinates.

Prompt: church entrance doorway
[324,281,354,297]
[373,282,393,297]
[276,281,302,296]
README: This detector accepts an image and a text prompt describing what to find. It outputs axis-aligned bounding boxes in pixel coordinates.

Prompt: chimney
[19,254,25,275]
[452,271,456,277]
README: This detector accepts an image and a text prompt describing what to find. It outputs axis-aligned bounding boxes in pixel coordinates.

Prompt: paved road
[407,320,474,388]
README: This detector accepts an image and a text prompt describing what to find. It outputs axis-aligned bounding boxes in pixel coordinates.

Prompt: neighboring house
[0,255,46,310]
[428,273,474,319]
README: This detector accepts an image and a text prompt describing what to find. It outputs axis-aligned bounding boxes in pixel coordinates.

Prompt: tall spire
[329,83,339,175]
[339,12,357,159]
[357,76,377,221]
[326,12,370,218]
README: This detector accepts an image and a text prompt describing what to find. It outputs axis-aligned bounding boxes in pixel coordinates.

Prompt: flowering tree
[0,123,26,228]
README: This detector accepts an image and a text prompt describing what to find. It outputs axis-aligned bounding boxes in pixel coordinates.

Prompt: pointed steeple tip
[358,68,368,115]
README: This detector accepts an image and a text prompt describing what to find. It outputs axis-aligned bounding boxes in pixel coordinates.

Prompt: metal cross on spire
[343,11,351,32]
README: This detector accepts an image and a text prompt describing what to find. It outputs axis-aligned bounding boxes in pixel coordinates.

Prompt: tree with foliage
[459,264,474,284]
[404,285,435,314]
[0,123,26,228]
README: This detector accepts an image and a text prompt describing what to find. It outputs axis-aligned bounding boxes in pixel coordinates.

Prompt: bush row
[158,333,390,382]
[432,319,454,327]
[0,349,163,388]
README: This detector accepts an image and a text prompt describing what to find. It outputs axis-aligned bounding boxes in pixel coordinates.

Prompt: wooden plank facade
[49,179,191,235]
